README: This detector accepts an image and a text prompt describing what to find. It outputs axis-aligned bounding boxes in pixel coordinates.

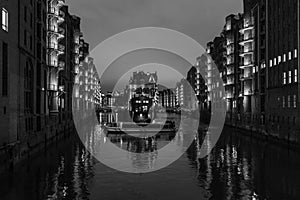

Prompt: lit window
[295,69,298,83]
[1,8,8,31]
[283,54,286,62]
[270,60,273,67]
[274,58,277,66]
[283,96,285,108]
[288,95,291,108]
[283,72,287,84]
[289,52,292,60]
[294,95,297,108]
[278,56,281,63]
[233,101,237,108]
[295,49,298,58]
[289,71,292,83]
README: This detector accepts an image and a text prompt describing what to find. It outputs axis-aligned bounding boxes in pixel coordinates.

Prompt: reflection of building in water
[107,131,176,153]
[107,134,160,170]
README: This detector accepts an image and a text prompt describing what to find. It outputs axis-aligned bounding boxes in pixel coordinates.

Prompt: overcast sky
[68,0,242,49]
[67,0,243,92]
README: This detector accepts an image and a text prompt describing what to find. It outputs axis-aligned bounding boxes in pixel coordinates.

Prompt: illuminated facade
[223,14,242,123]
[47,0,66,113]
[206,36,227,113]
[199,0,300,143]
[0,0,95,170]
[159,89,177,109]
[175,79,190,108]
[128,71,159,106]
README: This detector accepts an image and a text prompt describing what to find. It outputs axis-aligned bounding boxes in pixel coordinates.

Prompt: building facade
[0,0,95,170]
[196,0,300,143]
[265,0,300,142]
[128,71,159,106]
[158,89,177,109]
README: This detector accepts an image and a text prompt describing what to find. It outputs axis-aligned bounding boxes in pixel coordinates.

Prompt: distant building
[206,35,228,113]
[128,71,159,105]
[159,89,177,109]
[195,55,209,111]
[175,79,190,109]
[187,67,199,110]
[94,80,102,109]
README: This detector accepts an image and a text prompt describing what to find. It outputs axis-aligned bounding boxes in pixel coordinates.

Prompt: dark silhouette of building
[265,0,299,141]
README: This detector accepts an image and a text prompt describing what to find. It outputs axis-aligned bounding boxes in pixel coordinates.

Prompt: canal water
[0,114,300,200]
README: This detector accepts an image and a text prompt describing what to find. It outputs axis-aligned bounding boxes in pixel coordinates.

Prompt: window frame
[1,7,8,32]
[288,70,292,84]
[283,72,287,85]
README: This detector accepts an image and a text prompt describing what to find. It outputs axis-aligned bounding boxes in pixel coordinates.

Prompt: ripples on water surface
[0,115,300,200]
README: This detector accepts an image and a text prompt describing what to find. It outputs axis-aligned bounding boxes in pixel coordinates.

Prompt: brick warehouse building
[0,0,95,170]
[265,0,300,142]
[0,0,20,147]
[199,0,300,143]
[0,0,50,165]
[222,14,242,124]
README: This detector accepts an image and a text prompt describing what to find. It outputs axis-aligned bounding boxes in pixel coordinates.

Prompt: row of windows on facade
[269,49,298,67]
[281,95,297,109]
[282,69,298,84]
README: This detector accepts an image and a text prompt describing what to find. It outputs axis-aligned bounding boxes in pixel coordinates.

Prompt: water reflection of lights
[90,122,184,172]
[62,186,68,197]
[4,120,300,199]
[232,146,237,160]
[243,158,250,180]
[251,192,259,200]
[120,137,123,147]
[220,149,225,163]
[237,165,242,175]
